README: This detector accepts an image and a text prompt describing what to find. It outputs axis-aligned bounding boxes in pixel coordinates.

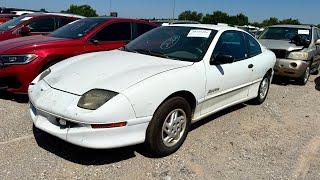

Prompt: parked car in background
[0,14,18,24]
[259,25,320,85]
[29,24,276,156]
[0,13,83,41]
[0,17,158,94]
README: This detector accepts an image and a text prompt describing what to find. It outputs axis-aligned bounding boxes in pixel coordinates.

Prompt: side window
[57,18,75,29]
[27,17,55,32]
[133,23,155,39]
[212,31,246,61]
[245,33,262,57]
[94,22,131,42]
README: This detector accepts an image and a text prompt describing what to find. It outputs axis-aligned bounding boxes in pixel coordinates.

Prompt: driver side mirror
[19,26,31,36]
[315,39,320,46]
[210,54,235,65]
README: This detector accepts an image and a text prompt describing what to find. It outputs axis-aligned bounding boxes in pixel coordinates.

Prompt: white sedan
[28,24,276,157]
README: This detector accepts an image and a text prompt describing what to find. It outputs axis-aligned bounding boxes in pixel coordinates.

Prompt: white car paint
[28,24,276,149]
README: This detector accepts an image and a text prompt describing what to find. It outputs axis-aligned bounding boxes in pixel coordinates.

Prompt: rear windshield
[0,15,32,30]
[259,27,311,41]
[49,18,106,39]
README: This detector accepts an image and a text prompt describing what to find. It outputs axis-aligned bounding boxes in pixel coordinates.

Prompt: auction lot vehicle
[0,13,83,41]
[0,17,157,94]
[29,24,276,156]
[259,25,320,85]
[0,14,19,24]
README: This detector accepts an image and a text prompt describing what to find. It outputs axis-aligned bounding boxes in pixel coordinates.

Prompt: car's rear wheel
[297,66,310,85]
[145,97,191,157]
[250,74,271,105]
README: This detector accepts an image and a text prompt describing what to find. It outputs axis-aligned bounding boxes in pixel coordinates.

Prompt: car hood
[44,50,193,95]
[0,35,68,53]
[259,39,304,51]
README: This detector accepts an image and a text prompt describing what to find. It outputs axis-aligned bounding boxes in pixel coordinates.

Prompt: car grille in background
[270,49,288,59]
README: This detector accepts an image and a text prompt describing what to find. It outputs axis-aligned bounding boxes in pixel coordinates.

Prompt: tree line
[178,10,304,27]
[51,5,319,28]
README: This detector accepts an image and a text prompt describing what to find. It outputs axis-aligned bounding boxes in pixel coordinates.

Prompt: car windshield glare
[259,27,311,41]
[49,18,106,39]
[0,15,32,30]
[124,26,217,62]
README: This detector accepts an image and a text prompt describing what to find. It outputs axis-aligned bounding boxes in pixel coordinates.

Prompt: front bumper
[274,58,309,78]
[28,80,151,149]
[0,61,40,94]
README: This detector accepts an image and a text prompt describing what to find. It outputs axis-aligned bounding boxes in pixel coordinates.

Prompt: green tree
[261,17,279,27]
[40,8,46,12]
[202,11,229,24]
[61,4,98,17]
[178,10,203,22]
[279,18,301,25]
[228,13,249,26]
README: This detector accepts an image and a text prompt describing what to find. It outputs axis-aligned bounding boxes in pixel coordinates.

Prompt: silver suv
[258,25,320,85]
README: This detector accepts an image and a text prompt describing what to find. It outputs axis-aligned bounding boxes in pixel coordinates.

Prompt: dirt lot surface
[0,75,319,180]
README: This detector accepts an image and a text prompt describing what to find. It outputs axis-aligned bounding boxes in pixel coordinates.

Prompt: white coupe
[28,24,276,156]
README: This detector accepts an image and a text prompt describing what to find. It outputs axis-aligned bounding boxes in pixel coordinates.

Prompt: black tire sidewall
[145,97,192,157]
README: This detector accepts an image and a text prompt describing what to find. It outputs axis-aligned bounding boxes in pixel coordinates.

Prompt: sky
[1,0,319,24]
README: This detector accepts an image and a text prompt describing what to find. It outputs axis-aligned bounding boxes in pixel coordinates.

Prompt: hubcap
[161,109,187,147]
[259,78,269,99]
[304,67,310,83]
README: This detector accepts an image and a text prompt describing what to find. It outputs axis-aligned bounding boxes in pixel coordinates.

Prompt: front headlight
[287,52,309,60]
[0,54,38,65]
[77,89,119,110]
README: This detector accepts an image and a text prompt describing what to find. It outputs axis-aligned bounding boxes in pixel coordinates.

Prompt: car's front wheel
[297,66,310,85]
[145,97,191,157]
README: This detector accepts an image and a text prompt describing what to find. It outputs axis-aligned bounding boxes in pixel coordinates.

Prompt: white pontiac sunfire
[29,24,276,157]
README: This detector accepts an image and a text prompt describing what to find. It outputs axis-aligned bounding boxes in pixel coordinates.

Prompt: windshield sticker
[187,29,212,38]
[298,30,309,35]
[160,35,180,50]
[20,17,32,21]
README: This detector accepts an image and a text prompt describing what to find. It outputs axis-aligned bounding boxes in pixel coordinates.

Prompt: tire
[145,97,192,157]
[297,66,310,85]
[250,74,271,105]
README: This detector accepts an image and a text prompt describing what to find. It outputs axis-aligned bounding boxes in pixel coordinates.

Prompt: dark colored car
[0,17,158,94]
[0,13,83,41]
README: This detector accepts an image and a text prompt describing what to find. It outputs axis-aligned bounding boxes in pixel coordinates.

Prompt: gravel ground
[0,75,319,180]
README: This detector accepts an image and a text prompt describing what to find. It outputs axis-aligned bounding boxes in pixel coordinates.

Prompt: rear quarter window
[245,33,262,57]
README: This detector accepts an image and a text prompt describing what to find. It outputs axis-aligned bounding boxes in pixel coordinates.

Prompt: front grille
[270,49,288,59]
[0,77,21,89]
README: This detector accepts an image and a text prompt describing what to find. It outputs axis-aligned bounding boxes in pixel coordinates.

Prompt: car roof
[81,17,157,25]
[25,12,85,19]
[270,24,312,29]
[166,24,242,31]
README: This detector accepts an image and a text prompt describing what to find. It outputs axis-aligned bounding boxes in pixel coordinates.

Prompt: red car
[0,17,158,94]
[0,14,19,24]
[0,13,83,41]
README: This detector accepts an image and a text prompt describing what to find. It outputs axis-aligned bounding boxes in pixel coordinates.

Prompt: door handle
[248,64,254,69]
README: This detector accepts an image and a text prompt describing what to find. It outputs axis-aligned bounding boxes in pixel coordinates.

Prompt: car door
[26,16,55,35]
[201,30,253,116]
[84,22,132,52]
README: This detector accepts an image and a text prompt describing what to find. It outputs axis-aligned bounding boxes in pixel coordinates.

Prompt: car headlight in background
[0,54,38,65]
[287,52,309,60]
[77,89,119,110]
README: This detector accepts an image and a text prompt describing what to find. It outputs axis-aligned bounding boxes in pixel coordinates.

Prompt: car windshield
[259,27,311,41]
[49,18,106,39]
[124,26,217,62]
[0,15,32,30]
